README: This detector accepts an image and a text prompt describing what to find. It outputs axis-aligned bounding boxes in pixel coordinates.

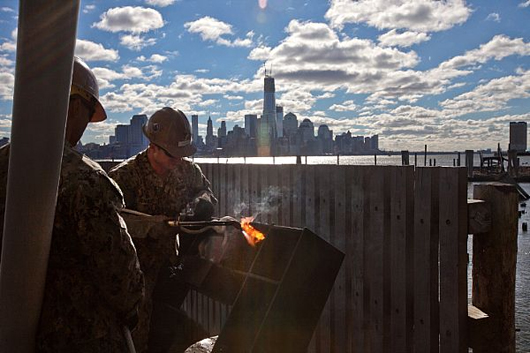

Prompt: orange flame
[240,216,265,247]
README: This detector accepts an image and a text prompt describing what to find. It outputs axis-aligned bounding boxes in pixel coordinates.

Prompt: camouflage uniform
[109,150,216,352]
[0,144,144,353]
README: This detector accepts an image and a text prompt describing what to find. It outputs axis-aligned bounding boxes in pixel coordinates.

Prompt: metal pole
[0,1,80,352]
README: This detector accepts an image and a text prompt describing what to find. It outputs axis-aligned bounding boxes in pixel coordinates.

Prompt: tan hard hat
[71,56,107,122]
[143,107,197,157]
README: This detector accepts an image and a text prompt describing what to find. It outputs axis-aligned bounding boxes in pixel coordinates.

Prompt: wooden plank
[233,164,241,216]
[438,167,467,353]
[349,166,365,352]
[258,164,270,224]
[219,164,227,216]
[467,199,491,234]
[472,183,519,353]
[227,164,236,216]
[413,167,440,353]
[467,305,495,351]
[305,165,317,353]
[268,165,280,225]
[316,166,332,353]
[363,166,387,352]
[291,165,303,228]
[241,164,250,218]
[332,166,347,353]
[279,164,292,226]
[249,164,259,217]
[211,164,221,217]
[389,166,414,352]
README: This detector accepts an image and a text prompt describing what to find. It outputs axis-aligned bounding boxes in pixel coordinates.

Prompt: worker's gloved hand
[184,191,216,221]
[121,213,174,240]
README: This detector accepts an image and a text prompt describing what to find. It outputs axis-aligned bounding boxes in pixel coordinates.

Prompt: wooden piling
[401,150,409,166]
[472,183,518,353]
[465,150,474,178]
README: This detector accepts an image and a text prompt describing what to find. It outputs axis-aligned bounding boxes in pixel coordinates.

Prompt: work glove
[183,191,216,221]
[121,213,175,240]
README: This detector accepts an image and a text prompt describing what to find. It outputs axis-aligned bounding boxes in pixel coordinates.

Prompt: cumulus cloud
[138,54,168,63]
[519,1,530,7]
[83,4,96,14]
[0,54,13,67]
[75,39,119,62]
[440,35,530,70]
[378,29,431,47]
[100,74,258,114]
[0,29,17,52]
[145,0,177,7]
[325,0,471,32]
[248,20,424,103]
[485,13,501,22]
[93,65,152,89]
[0,72,14,100]
[439,70,530,116]
[93,7,165,33]
[329,100,357,112]
[184,17,254,47]
[120,34,157,51]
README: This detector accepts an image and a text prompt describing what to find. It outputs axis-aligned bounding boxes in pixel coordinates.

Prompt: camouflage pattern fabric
[109,149,216,352]
[0,144,144,353]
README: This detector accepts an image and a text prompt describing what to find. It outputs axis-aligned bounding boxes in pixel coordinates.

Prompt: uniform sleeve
[109,166,138,211]
[73,173,144,320]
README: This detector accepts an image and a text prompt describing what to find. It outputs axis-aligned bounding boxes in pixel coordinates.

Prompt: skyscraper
[510,122,527,152]
[191,114,199,145]
[129,114,148,155]
[244,114,258,138]
[258,72,277,156]
[276,105,284,138]
[205,116,216,149]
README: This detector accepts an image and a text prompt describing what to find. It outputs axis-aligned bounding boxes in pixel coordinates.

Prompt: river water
[195,153,530,351]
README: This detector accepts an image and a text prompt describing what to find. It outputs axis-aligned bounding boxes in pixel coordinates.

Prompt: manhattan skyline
[0,0,529,151]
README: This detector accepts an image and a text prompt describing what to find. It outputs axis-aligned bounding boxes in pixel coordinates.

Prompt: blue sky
[0,0,529,151]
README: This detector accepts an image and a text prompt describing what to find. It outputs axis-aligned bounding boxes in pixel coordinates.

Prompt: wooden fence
[181,164,469,353]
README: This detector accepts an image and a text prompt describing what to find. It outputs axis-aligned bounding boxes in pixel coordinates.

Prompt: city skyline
[0,1,529,151]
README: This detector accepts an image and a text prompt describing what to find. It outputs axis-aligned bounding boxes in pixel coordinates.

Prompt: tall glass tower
[258,72,277,156]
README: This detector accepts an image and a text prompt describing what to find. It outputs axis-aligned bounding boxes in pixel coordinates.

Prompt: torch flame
[240,216,265,247]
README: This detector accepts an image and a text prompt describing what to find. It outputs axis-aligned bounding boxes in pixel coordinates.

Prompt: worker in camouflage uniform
[0,56,144,352]
[109,107,216,352]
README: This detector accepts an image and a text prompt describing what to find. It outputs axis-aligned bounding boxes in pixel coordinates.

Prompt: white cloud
[120,34,157,51]
[138,54,168,63]
[440,35,530,70]
[92,65,149,89]
[184,17,253,47]
[83,4,96,14]
[0,72,14,100]
[519,1,530,7]
[99,74,258,114]
[0,7,14,13]
[439,70,530,116]
[145,0,177,7]
[248,20,422,102]
[248,45,272,61]
[93,7,165,33]
[378,29,431,47]
[325,0,472,32]
[75,39,119,62]
[0,29,17,52]
[485,13,501,23]
[0,54,13,67]
[329,100,357,112]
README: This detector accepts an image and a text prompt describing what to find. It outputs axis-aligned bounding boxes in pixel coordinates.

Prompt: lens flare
[259,0,267,10]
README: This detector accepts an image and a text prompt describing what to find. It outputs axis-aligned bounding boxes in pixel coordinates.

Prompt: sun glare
[259,0,267,10]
